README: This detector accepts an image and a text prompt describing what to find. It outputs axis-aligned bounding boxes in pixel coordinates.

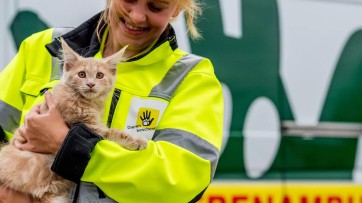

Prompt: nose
[87,83,95,89]
[128,4,147,24]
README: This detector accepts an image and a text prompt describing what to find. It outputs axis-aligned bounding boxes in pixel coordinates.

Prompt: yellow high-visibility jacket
[0,12,224,202]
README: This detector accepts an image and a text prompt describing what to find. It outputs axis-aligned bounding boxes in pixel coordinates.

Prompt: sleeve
[0,41,27,139]
[51,123,103,183]
[0,28,54,140]
[51,59,224,203]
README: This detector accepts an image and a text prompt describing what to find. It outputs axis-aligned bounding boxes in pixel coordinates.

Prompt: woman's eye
[78,71,86,78]
[149,3,163,12]
[96,72,104,79]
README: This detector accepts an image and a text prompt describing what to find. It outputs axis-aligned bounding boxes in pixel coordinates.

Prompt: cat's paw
[105,129,148,151]
[125,137,148,151]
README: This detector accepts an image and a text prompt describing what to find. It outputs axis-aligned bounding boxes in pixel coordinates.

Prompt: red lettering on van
[233,196,247,203]
[328,196,342,203]
[209,196,226,203]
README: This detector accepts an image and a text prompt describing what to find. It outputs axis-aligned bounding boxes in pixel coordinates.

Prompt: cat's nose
[87,83,95,89]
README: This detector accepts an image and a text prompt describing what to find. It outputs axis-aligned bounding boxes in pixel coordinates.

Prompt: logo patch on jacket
[137,108,159,128]
[125,97,167,139]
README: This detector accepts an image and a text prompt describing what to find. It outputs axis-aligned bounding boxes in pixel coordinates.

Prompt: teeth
[125,22,144,31]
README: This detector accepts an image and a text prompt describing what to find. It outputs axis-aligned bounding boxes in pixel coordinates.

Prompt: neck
[103,31,140,59]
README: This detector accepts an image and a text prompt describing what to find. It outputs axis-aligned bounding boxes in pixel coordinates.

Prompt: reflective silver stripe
[149,54,204,101]
[77,182,116,203]
[50,56,62,81]
[50,27,73,81]
[0,100,21,133]
[152,128,219,180]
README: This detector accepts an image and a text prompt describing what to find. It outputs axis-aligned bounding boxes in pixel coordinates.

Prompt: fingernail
[13,140,20,148]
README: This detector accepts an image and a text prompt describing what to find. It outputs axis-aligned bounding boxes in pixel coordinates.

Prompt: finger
[14,136,27,144]
[16,127,27,143]
[23,105,41,127]
[13,139,27,151]
[14,139,44,154]
[44,91,56,109]
[14,138,35,152]
[28,104,41,115]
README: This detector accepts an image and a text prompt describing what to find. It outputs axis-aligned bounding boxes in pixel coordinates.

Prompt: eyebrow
[152,0,171,5]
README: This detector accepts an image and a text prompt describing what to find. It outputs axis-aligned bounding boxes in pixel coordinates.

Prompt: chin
[82,92,99,99]
[115,31,150,49]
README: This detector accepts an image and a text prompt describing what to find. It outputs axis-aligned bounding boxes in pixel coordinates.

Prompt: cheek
[99,75,114,86]
[107,77,116,87]
[73,77,83,86]
[67,77,81,89]
[109,10,120,26]
[148,15,171,31]
[67,74,77,83]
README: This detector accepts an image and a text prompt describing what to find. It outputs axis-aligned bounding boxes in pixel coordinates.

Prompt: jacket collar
[45,11,178,62]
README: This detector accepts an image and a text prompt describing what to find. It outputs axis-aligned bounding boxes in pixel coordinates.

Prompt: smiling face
[107,0,181,56]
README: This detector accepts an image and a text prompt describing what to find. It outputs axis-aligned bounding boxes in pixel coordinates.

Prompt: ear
[103,45,128,74]
[60,37,80,71]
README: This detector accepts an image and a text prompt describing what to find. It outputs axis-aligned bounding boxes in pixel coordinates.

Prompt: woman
[0,0,223,202]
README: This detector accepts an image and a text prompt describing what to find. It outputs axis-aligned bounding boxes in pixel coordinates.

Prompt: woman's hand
[0,185,32,203]
[14,91,69,154]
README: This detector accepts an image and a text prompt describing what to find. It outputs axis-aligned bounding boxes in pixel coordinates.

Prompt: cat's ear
[60,37,80,71]
[103,45,128,70]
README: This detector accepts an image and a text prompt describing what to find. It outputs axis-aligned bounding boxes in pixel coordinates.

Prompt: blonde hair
[174,0,203,40]
[96,0,203,41]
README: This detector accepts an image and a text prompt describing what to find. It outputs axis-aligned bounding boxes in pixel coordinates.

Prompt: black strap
[107,89,121,127]
[97,186,106,198]
[189,187,208,203]
[72,183,80,203]
[0,126,7,143]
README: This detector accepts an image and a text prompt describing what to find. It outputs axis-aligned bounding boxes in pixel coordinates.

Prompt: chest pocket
[19,79,59,123]
[20,80,44,97]
[19,80,45,123]
[107,54,204,140]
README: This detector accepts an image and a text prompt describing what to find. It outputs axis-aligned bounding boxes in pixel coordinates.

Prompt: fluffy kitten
[0,38,147,202]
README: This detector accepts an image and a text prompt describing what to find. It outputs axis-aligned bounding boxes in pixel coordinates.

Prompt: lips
[121,18,150,35]
[125,22,145,31]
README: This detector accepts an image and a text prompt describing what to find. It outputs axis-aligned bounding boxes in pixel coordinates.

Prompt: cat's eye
[78,71,86,78]
[96,72,104,79]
